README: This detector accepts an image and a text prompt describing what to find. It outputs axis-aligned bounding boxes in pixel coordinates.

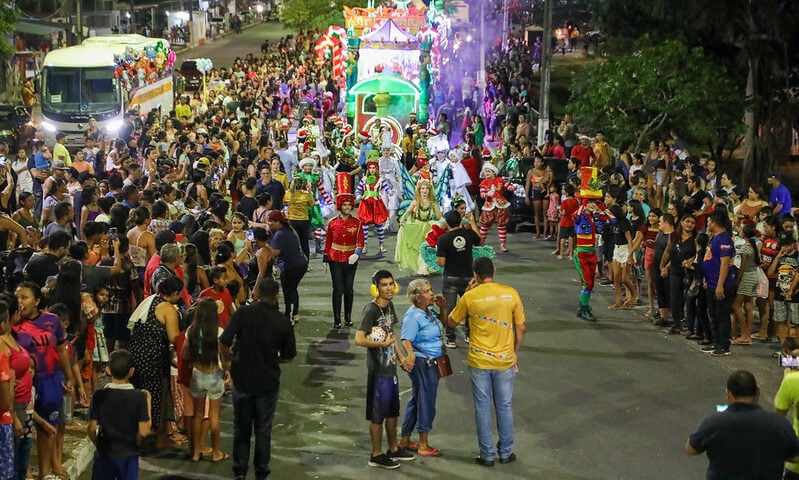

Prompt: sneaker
[475,455,495,467]
[711,349,731,356]
[499,453,517,464]
[653,318,669,327]
[599,279,613,286]
[445,340,457,349]
[333,322,342,330]
[387,448,416,461]
[345,319,353,327]
[651,312,662,321]
[368,453,400,469]
[698,339,713,346]
[700,344,716,353]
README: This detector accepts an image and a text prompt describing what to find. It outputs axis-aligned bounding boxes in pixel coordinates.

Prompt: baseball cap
[52,160,69,170]
[767,171,781,181]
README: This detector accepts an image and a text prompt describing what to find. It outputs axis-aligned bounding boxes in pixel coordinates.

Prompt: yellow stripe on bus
[129,80,173,107]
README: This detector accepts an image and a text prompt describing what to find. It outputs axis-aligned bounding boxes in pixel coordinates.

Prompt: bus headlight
[105,119,123,133]
[41,121,57,133]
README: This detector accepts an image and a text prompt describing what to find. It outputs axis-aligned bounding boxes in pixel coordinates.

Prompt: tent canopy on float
[358,19,420,82]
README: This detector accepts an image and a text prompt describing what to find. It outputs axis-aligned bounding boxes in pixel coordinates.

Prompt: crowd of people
[0,5,797,479]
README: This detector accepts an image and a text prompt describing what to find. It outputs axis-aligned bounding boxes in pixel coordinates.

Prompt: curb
[66,435,95,480]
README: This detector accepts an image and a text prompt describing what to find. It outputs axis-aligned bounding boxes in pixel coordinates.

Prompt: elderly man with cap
[570,134,595,168]
[323,173,364,329]
[768,171,793,216]
[478,162,518,253]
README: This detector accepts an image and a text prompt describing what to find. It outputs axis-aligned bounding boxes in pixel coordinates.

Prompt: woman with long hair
[524,155,552,239]
[731,224,761,345]
[126,206,156,278]
[79,186,101,238]
[182,243,210,300]
[40,178,67,228]
[214,242,247,306]
[265,210,307,323]
[183,298,229,462]
[14,282,78,480]
[754,215,782,340]
[660,214,698,335]
[643,208,662,318]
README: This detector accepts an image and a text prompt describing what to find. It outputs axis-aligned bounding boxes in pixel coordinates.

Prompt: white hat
[299,158,316,169]
[481,163,499,175]
[447,150,462,162]
[310,150,321,158]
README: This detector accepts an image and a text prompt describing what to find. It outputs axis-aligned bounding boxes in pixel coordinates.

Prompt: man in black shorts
[354,270,415,469]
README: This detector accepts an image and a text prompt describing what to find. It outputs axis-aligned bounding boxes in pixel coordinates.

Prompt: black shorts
[529,189,545,201]
[558,226,575,240]
[366,374,399,423]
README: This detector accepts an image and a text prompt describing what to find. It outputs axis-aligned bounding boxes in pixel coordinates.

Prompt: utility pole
[76,0,83,43]
[477,0,485,91]
[537,0,553,146]
[130,0,136,34]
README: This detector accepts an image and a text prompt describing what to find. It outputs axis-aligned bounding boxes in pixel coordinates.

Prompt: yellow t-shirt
[53,143,72,166]
[175,103,192,121]
[774,369,799,473]
[284,189,314,221]
[450,282,525,370]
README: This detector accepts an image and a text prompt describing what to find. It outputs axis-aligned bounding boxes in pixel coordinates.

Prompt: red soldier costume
[479,163,517,252]
[355,159,393,254]
[323,173,364,328]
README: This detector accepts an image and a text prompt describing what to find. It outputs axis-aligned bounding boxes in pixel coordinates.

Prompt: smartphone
[716,404,728,412]
[780,354,799,368]
[109,227,117,240]
[246,230,255,242]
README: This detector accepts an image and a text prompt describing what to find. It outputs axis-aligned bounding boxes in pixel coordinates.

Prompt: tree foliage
[568,38,744,155]
[0,4,20,61]
[281,0,370,31]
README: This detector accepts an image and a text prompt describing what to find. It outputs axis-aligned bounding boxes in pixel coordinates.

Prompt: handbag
[756,267,769,299]
[414,306,453,379]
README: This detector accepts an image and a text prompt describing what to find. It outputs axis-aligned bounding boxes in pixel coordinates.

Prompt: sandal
[401,442,419,451]
[417,448,443,457]
[211,452,230,463]
[608,303,624,310]
[731,338,752,345]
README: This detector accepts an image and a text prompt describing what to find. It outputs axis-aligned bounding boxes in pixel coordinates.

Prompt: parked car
[498,156,569,232]
[179,60,203,92]
[0,104,32,152]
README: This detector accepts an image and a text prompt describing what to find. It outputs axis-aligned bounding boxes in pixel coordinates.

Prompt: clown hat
[335,172,355,210]
[365,159,379,170]
[579,166,603,199]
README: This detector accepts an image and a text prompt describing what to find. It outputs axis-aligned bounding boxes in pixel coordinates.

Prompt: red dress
[356,177,391,225]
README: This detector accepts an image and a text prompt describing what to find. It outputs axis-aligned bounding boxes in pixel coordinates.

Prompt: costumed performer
[431,148,453,213]
[410,151,432,184]
[355,157,394,254]
[478,163,519,252]
[573,167,616,322]
[448,149,475,213]
[336,131,362,176]
[378,142,402,232]
[296,156,333,254]
[323,173,364,329]
[395,179,441,275]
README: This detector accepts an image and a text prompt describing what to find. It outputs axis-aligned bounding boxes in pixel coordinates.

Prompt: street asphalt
[128,21,791,480]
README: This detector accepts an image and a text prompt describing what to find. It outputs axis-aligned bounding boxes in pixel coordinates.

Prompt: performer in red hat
[355,156,393,254]
[323,173,364,328]
[572,167,616,322]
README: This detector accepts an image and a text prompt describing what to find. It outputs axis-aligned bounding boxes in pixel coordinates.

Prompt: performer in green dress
[395,179,441,275]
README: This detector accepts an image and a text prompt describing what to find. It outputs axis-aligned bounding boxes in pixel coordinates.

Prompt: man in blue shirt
[768,171,793,216]
[702,210,737,356]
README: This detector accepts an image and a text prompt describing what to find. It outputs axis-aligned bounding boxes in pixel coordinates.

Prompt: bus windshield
[41,66,120,114]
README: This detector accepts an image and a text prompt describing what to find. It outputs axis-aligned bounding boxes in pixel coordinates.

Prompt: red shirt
[198,287,235,328]
[144,254,192,307]
[324,215,365,263]
[0,352,13,424]
[559,197,579,227]
[570,144,594,168]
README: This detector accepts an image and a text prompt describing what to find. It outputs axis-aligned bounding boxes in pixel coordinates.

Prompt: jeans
[280,264,307,318]
[329,261,357,323]
[443,276,471,341]
[469,366,516,461]
[232,387,280,480]
[400,357,440,436]
[707,285,735,351]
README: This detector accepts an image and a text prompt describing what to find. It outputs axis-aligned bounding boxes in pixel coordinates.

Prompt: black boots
[577,304,597,322]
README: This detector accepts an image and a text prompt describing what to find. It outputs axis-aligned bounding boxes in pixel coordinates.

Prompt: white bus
[40,34,174,146]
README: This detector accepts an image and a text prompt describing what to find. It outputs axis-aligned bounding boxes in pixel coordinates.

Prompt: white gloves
[348,253,360,264]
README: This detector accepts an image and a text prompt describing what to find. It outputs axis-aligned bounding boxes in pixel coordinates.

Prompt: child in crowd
[198,267,235,329]
[87,349,152,480]
[554,185,579,259]
[546,183,560,240]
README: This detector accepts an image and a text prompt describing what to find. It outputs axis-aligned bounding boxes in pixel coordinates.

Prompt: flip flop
[418,448,443,457]
[403,442,419,451]
[211,452,230,463]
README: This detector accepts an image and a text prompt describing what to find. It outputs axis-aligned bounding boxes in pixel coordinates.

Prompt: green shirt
[774,370,799,473]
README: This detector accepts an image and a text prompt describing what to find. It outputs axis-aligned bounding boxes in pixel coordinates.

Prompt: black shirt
[89,386,150,459]
[256,179,285,210]
[237,195,259,222]
[688,402,799,480]
[611,217,631,246]
[669,233,697,275]
[23,252,60,288]
[436,228,482,278]
[358,302,398,376]
[219,300,296,395]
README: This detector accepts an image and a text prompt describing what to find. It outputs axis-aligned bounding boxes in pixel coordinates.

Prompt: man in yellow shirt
[53,132,72,167]
[775,345,799,479]
[175,95,192,124]
[448,257,526,467]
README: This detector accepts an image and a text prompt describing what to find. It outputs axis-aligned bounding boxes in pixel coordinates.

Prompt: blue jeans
[400,357,440,436]
[13,436,31,480]
[469,366,516,461]
[232,387,279,479]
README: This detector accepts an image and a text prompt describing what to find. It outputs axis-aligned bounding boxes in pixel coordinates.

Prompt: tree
[0,4,20,61]
[568,38,744,155]
[281,0,369,31]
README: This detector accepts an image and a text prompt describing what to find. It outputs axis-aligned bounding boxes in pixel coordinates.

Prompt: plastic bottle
[62,393,73,423]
